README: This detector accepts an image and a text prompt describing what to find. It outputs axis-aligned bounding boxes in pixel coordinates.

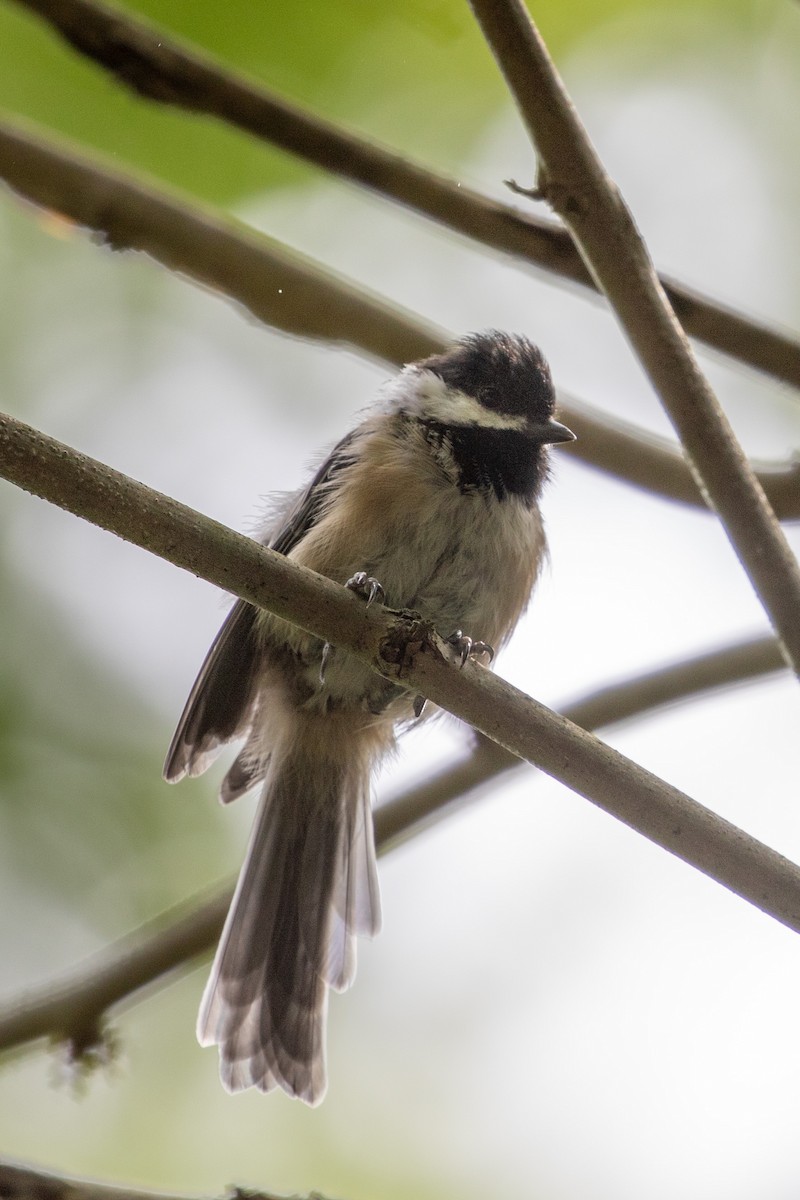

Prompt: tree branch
[377,632,786,850]
[1,116,799,518]
[0,630,784,1058]
[558,398,800,518]
[0,119,445,368]
[2,410,800,986]
[0,889,232,1056]
[468,0,800,678]
[0,1160,290,1200]
[10,0,800,389]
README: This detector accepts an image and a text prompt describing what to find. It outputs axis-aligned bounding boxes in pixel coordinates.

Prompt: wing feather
[163,600,260,782]
[163,430,360,786]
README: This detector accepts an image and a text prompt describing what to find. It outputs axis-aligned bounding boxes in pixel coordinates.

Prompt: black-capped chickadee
[164,330,574,1104]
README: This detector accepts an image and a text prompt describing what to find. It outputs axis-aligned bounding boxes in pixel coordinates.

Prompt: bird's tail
[197,714,384,1105]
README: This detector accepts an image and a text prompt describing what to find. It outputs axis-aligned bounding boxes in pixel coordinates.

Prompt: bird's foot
[446,630,495,668]
[345,571,385,608]
[321,573,386,684]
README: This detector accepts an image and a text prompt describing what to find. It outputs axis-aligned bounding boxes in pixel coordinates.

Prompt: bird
[163,330,575,1105]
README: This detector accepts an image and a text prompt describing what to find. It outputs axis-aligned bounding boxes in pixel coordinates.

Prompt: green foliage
[0,0,510,202]
[0,0,690,205]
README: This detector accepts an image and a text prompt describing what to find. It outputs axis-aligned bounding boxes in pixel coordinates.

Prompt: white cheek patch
[396,370,530,432]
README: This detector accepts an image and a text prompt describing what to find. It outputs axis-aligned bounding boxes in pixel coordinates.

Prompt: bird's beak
[535,418,576,445]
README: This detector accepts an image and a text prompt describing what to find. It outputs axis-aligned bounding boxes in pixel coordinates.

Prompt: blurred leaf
[0,0,741,209]
[0,0,507,204]
[0,562,224,930]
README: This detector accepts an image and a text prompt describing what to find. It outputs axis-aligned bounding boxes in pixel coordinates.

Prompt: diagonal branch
[468,0,800,678]
[0,889,232,1056]
[377,632,786,849]
[9,0,800,389]
[1,116,799,518]
[557,398,800,517]
[0,1160,291,1200]
[0,634,783,1060]
[2,411,800,956]
[0,118,443,368]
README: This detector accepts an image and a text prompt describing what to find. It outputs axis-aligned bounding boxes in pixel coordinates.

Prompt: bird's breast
[289,420,546,650]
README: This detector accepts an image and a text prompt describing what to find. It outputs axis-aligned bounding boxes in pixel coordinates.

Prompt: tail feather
[197,735,381,1105]
[322,785,381,991]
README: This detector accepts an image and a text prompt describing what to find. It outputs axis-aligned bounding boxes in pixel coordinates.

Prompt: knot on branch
[55,1017,119,1090]
[378,613,437,680]
[505,172,589,222]
[62,20,197,107]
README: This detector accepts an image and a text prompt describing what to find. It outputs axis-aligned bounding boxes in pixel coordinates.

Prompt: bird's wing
[269,429,357,556]
[163,430,359,784]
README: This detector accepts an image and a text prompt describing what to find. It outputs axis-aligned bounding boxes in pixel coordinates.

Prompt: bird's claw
[319,641,332,685]
[471,640,494,664]
[413,694,428,719]
[446,630,494,668]
[322,575,386,685]
[346,571,385,608]
[321,575,385,684]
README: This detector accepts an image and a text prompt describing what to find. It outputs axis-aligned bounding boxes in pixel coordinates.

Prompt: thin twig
[468,0,800,677]
[9,0,800,389]
[0,631,784,1056]
[2,411,800,955]
[1,117,799,518]
[0,1160,290,1200]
